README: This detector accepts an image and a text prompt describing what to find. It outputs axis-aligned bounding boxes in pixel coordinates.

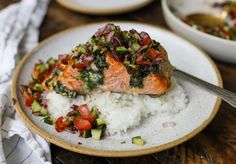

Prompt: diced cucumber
[91,129,102,140]
[76,45,87,54]
[31,74,38,82]
[91,107,99,118]
[36,63,48,73]
[123,31,130,42]
[68,117,74,123]
[132,42,140,51]
[40,107,48,116]
[116,46,128,54]
[92,45,100,54]
[132,136,145,146]
[47,57,56,65]
[99,36,110,47]
[82,130,91,138]
[134,33,140,40]
[33,84,43,92]
[88,35,97,45]
[31,100,42,113]
[96,117,106,126]
[44,116,53,125]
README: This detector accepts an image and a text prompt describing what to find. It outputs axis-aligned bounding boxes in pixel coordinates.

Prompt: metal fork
[173,69,236,108]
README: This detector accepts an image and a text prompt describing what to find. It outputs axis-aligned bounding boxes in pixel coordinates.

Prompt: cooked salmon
[56,45,172,95]
[44,24,173,96]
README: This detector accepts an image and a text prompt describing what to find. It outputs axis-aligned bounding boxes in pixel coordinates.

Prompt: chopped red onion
[103,24,113,34]
[140,31,149,38]
[80,54,93,62]
[110,46,115,51]
[65,127,76,134]
[95,26,105,38]
[106,31,115,42]
[136,34,141,41]
[137,45,148,52]
[33,112,41,116]
[155,57,163,62]
[41,98,47,106]
[111,52,120,61]
[113,36,121,46]
[86,42,93,52]
[27,87,33,95]
[41,91,48,99]
[51,67,58,74]
[125,54,131,58]
[128,40,132,47]
[136,54,143,62]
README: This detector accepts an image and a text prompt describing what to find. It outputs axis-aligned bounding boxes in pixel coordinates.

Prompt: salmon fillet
[101,53,171,95]
[56,46,172,95]
[46,24,174,96]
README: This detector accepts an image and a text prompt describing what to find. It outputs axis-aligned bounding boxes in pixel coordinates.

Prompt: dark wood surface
[2,0,236,163]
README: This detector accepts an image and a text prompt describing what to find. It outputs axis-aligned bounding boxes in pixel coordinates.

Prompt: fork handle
[173,69,236,108]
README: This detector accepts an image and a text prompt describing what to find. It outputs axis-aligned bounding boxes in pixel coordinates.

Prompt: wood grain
[2,0,236,163]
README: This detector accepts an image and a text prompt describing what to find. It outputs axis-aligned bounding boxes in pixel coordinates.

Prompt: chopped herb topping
[53,81,78,98]
[69,23,163,89]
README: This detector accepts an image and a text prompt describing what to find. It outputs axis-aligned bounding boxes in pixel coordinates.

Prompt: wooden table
[2,0,236,163]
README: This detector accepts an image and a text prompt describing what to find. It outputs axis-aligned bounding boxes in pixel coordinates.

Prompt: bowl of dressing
[162,0,236,63]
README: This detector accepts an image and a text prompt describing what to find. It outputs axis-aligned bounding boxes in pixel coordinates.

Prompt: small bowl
[162,0,236,63]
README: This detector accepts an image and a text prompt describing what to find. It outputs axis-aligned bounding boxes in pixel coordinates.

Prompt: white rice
[46,79,188,135]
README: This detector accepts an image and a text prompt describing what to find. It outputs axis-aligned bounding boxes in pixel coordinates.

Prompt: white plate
[12,22,222,157]
[56,0,153,15]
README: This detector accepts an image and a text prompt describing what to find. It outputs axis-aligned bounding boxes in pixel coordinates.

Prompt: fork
[173,69,236,108]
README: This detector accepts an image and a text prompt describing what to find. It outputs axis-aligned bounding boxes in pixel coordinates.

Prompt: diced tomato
[48,62,56,69]
[140,32,151,45]
[63,118,70,127]
[33,92,41,100]
[147,48,158,58]
[73,117,92,130]
[143,36,151,45]
[221,27,230,36]
[23,91,34,107]
[73,104,95,123]
[57,60,66,71]
[73,62,87,69]
[64,55,71,63]
[136,60,153,65]
[55,116,64,132]
[38,70,52,83]
[33,70,39,80]
[43,70,52,78]
[67,111,75,117]
[59,54,71,65]
[55,126,64,132]
[79,130,84,135]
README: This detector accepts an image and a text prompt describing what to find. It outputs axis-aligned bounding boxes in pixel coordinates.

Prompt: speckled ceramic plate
[12,22,222,157]
[56,0,153,15]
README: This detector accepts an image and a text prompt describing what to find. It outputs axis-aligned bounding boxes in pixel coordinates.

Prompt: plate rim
[56,0,154,15]
[12,21,222,157]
